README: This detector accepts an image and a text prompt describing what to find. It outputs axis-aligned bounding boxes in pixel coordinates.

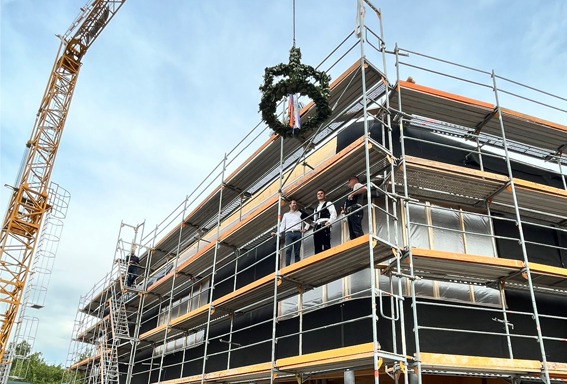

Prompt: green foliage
[259,46,332,139]
[8,341,66,384]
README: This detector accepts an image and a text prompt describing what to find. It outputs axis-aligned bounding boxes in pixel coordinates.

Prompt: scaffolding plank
[390,81,495,131]
[80,278,121,316]
[420,352,542,375]
[390,81,567,155]
[160,361,275,384]
[157,343,378,384]
[510,262,567,290]
[278,342,375,373]
[402,248,523,285]
[138,310,191,343]
[491,178,567,224]
[396,155,567,224]
[281,235,391,289]
[397,156,508,206]
[496,108,567,155]
[401,248,567,293]
[69,352,101,371]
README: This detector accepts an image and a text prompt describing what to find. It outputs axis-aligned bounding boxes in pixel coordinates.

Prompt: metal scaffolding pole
[373,3,411,383]
[200,154,228,383]
[394,43,423,384]
[269,137,285,384]
[125,221,150,384]
[491,71,551,384]
[156,197,191,383]
[357,2,383,383]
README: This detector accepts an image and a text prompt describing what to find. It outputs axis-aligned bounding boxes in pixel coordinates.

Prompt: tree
[8,340,65,384]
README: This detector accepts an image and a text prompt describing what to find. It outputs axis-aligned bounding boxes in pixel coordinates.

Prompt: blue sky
[1,0,566,365]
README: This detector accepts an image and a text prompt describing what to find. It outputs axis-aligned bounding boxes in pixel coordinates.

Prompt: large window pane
[431,208,463,253]
[408,204,430,249]
[303,286,323,310]
[349,268,372,298]
[464,214,495,256]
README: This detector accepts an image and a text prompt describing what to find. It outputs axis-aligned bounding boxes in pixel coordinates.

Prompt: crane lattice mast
[0,0,126,365]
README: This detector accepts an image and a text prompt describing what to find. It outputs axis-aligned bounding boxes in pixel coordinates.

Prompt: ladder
[109,286,131,341]
[100,327,119,384]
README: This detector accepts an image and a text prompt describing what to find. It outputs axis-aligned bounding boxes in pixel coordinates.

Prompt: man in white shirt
[278,200,308,266]
[312,189,337,254]
[343,176,367,240]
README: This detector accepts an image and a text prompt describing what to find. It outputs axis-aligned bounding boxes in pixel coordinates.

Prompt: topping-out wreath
[259,47,332,139]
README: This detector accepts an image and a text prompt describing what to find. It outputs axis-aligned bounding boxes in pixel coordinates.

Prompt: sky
[1,0,566,366]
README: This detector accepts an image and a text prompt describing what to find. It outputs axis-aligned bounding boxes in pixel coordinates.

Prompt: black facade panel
[410,299,508,358]
[493,218,564,267]
[235,239,278,290]
[506,290,567,362]
[213,260,236,300]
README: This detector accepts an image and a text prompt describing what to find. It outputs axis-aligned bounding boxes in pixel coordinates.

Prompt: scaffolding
[64,2,567,383]
[0,183,70,383]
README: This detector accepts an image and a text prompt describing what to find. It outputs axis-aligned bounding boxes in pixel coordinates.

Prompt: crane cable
[292,0,296,47]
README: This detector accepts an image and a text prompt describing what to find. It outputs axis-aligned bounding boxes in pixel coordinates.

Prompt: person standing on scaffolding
[126,252,140,287]
[312,189,337,254]
[274,199,308,266]
[342,176,367,240]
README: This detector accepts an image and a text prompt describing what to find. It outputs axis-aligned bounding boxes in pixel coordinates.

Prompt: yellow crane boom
[0,0,126,364]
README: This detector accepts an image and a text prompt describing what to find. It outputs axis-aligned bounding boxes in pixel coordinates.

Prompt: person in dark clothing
[312,189,337,254]
[342,176,367,240]
[126,253,140,287]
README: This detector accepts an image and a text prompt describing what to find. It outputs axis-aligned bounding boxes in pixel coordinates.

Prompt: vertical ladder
[100,326,119,384]
[87,361,101,384]
[108,286,131,341]
[99,221,143,384]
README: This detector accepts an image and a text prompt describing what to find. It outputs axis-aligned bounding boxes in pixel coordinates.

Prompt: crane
[0,0,127,368]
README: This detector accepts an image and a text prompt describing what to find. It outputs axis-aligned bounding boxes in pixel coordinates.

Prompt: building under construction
[63,5,567,384]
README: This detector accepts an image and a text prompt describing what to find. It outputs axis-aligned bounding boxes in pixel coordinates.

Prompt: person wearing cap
[342,176,367,240]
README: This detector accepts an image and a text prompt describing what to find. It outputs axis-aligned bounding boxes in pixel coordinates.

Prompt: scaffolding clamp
[492,317,514,330]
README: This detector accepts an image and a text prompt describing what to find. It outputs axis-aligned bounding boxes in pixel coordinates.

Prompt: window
[153,278,210,356]
[407,203,496,256]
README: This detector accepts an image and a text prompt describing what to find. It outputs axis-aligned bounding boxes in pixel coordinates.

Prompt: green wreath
[259,47,332,139]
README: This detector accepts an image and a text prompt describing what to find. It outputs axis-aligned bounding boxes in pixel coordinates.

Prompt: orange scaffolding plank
[398,156,508,206]
[158,342,380,383]
[402,248,523,285]
[491,178,567,224]
[69,352,101,371]
[420,352,542,375]
[390,80,567,154]
[214,235,393,314]
[278,342,375,373]
[513,261,567,290]
[421,352,567,379]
